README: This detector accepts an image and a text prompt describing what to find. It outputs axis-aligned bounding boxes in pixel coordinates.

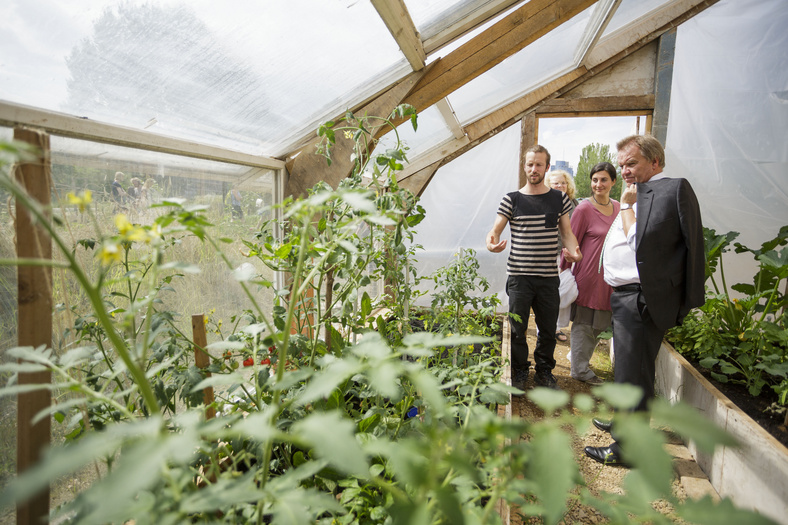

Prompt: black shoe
[534,371,560,390]
[584,445,628,467]
[592,418,613,433]
[512,369,529,396]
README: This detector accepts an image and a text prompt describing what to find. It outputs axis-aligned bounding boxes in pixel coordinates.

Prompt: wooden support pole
[14,127,52,525]
[192,314,215,420]
[519,113,536,188]
[652,28,677,145]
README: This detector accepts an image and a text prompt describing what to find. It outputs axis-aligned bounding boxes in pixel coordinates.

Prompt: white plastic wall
[411,125,519,309]
[668,0,788,287]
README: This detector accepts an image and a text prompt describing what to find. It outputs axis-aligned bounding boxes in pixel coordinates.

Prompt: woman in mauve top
[561,162,620,384]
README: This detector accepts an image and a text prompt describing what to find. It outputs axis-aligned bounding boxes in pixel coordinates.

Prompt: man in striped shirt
[487,145,582,391]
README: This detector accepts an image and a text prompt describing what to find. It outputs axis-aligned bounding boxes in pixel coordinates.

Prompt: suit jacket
[635,177,705,331]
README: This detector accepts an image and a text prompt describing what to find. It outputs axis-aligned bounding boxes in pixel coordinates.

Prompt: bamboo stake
[14,127,52,525]
[192,314,215,420]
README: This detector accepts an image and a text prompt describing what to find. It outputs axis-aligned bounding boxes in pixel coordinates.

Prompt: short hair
[525,144,551,166]
[616,134,665,168]
[130,177,141,185]
[114,171,125,181]
[589,162,617,182]
[547,170,575,200]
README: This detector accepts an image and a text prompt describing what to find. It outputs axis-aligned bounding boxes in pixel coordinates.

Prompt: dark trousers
[506,274,559,375]
[610,288,665,413]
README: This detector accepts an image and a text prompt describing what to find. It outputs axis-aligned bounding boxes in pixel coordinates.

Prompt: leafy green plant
[0,131,777,525]
[668,226,788,397]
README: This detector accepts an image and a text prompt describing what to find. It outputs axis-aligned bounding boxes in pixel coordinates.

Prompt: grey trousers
[569,322,604,381]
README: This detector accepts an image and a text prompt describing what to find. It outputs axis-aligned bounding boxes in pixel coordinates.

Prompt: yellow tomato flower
[98,242,122,266]
[343,130,354,139]
[114,214,148,242]
[66,190,93,213]
[115,214,132,234]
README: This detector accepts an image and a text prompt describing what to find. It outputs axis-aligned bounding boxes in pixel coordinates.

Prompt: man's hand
[562,245,582,263]
[621,181,637,205]
[487,233,507,252]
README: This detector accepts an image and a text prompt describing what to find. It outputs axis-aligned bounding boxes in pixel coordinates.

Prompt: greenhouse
[1,0,787,523]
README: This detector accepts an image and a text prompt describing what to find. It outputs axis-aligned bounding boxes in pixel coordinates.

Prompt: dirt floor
[508,321,693,525]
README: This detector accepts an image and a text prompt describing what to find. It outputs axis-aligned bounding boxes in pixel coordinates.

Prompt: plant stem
[2,175,161,416]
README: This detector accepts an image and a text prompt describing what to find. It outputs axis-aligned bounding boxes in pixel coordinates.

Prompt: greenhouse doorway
[536,115,650,184]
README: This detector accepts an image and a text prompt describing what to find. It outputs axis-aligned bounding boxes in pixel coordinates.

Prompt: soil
[509,322,690,525]
[678,353,788,449]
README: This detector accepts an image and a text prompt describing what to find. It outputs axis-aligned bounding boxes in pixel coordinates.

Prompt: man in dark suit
[584,134,705,466]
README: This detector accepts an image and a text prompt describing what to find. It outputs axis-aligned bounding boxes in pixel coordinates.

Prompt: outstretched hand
[562,245,582,263]
[487,233,507,253]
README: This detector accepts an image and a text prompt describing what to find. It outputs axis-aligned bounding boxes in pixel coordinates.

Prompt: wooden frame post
[519,112,537,188]
[653,28,677,145]
[192,314,216,420]
[14,127,52,525]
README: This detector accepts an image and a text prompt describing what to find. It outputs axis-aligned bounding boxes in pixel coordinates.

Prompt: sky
[538,115,647,174]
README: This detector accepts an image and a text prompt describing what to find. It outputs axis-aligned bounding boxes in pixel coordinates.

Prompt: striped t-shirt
[497,189,571,277]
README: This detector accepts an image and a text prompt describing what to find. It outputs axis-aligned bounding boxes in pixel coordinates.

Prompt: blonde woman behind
[546,170,579,342]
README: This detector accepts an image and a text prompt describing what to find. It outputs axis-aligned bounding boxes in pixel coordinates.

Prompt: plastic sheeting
[0,0,409,158]
[449,4,594,124]
[411,125,519,308]
[668,0,788,286]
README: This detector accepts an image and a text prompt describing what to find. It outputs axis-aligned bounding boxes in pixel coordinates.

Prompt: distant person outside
[111,171,130,210]
[231,186,243,220]
[486,145,582,391]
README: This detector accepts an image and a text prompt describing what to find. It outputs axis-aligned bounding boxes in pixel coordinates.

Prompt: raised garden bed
[656,341,788,525]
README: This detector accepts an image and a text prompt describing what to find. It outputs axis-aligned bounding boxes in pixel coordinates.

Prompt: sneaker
[534,371,560,390]
[512,368,529,395]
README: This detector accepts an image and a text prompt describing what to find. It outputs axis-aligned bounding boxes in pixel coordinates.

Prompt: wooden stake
[14,127,52,525]
[192,314,215,420]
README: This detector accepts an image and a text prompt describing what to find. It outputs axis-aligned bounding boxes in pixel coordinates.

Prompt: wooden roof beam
[0,100,285,171]
[435,98,466,140]
[372,0,426,71]
[422,0,523,55]
[403,0,597,113]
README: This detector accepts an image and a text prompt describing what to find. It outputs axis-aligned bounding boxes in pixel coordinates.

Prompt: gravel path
[506,322,696,525]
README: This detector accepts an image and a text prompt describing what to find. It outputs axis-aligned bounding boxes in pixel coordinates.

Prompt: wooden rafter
[372,0,426,71]
[422,0,523,55]
[435,98,466,140]
[0,101,285,171]
[535,95,656,116]
[402,0,597,113]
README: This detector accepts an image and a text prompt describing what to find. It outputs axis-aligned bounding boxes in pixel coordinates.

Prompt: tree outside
[574,143,622,201]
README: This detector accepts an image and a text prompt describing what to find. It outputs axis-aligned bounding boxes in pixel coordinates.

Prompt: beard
[528,172,545,185]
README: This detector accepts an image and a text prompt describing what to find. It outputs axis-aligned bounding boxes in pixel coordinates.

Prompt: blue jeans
[506,274,559,375]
